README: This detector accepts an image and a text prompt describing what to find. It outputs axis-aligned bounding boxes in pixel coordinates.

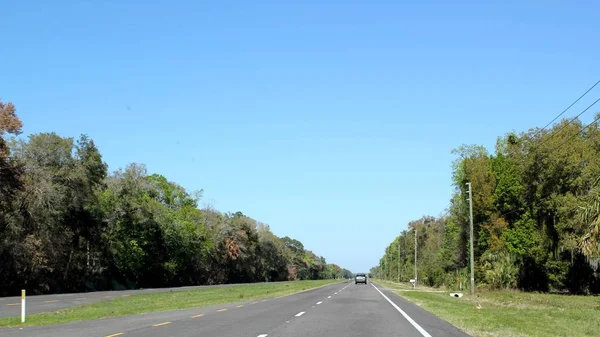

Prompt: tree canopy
[373,115,600,294]
[0,100,348,295]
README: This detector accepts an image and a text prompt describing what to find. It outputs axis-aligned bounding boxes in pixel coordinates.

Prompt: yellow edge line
[192,313,205,318]
[217,308,228,312]
[152,321,171,327]
[105,333,124,337]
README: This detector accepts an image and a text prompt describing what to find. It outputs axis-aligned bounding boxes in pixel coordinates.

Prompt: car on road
[355,273,368,285]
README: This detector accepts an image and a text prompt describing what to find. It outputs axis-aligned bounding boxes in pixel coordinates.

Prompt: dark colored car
[355,273,367,284]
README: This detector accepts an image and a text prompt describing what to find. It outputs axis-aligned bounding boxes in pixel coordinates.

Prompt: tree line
[372,114,600,294]
[0,100,352,296]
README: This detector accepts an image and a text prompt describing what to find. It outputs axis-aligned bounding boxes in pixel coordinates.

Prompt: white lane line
[316,301,323,305]
[295,311,305,317]
[257,335,268,337]
[371,283,432,337]
[327,296,331,298]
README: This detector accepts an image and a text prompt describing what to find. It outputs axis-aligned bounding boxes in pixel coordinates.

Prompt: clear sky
[2,1,599,272]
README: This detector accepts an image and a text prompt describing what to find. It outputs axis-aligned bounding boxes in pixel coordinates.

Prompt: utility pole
[397,241,401,282]
[389,253,392,280]
[414,226,417,288]
[466,182,475,294]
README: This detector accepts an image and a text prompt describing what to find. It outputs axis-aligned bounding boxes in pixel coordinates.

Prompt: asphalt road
[1,281,469,337]
[0,282,276,318]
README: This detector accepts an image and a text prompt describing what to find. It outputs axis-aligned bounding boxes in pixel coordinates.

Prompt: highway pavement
[1,281,470,337]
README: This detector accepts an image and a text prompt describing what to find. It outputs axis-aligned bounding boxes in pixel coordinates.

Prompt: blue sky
[2,1,599,272]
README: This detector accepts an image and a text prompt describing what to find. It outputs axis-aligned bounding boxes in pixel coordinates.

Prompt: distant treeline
[0,100,352,296]
[372,114,600,294]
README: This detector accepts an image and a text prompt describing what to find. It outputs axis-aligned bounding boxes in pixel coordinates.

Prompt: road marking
[217,308,228,312]
[192,313,205,318]
[6,303,19,306]
[122,294,130,297]
[295,311,305,317]
[236,305,244,308]
[104,296,112,298]
[251,301,259,304]
[371,284,432,337]
[316,301,322,305]
[75,297,86,300]
[334,292,338,294]
[105,333,124,337]
[44,300,58,303]
[262,299,268,302]
[152,322,171,327]
[312,306,315,308]
[257,335,268,337]
[327,296,331,298]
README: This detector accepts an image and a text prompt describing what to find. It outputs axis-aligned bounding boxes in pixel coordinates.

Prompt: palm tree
[579,180,600,258]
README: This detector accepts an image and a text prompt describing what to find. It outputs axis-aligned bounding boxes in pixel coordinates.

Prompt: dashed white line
[257,334,268,337]
[295,311,305,317]
[316,301,323,305]
[327,296,332,298]
[371,283,432,337]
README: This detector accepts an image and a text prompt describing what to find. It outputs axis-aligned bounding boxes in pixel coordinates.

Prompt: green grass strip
[0,279,343,327]
[376,279,600,337]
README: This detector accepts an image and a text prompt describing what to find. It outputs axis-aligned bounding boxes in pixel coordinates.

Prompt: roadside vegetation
[0,100,351,297]
[0,279,342,327]
[371,113,600,336]
[397,284,598,337]
[372,114,600,294]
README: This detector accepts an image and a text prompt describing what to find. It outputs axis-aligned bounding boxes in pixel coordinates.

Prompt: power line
[533,96,600,149]
[472,99,600,227]
[533,80,600,138]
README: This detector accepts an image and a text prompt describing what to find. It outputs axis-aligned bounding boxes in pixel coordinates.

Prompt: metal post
[398,241,401,282]
[21,289,25,323]
[414,227,417,288]
[389,253,392,280]
[466,182,475,294]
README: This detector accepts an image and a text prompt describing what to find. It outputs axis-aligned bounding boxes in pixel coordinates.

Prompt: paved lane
[265,282,468,337]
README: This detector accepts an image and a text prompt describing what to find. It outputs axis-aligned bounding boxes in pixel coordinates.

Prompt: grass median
[0,279,343,328]
[375,279,600,337]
